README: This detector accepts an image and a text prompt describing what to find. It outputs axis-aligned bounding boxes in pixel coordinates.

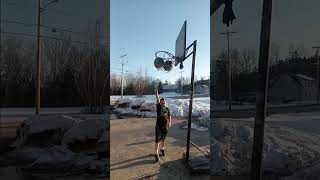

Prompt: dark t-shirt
[156,104,171,128]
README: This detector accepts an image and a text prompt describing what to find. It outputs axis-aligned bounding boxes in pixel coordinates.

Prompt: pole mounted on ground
[180,70,184,94]
[250,0,272,180]
[36,0,59,115]
[220,29,237,111]
[312,47,320,105]
[120,54,127,98]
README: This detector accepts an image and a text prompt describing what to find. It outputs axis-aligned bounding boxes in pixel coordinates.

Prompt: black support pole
[250,0,272,179]
[186,40,197,162]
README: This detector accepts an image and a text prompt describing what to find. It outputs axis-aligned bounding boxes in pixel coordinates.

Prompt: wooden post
[250,0,272,179]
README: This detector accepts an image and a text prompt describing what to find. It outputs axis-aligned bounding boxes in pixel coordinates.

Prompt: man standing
[154,88,172,162]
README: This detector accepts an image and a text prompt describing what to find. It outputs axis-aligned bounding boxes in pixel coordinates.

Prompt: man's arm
[154,88,160,104]
[168,109,172,128]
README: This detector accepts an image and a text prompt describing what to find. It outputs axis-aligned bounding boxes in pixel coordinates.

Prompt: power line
[1,19,106,39]
[1,31,109,47]
[3,1,99,20]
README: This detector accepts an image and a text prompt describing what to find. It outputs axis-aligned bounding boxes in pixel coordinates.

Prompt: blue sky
[211,0,320,60]
[2,0,106,45]
[111,0,210,84]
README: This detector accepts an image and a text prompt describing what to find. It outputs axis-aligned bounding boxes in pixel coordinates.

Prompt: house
[162,84,178,93]
[195,85,209,94]
[269,73,317,102]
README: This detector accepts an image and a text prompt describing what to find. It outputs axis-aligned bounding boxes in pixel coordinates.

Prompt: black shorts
[155,126,167,143]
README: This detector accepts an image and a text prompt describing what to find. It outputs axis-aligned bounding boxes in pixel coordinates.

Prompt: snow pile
[211,120,320,179]
[113,96,209,118]
[8,115,109,177]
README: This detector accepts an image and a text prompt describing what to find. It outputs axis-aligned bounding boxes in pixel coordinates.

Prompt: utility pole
[36,0,42,115]
[0,0,2,108]
[250,0,272,179]
[120,54,127,98]
[35,0,59,115]
[220,28,237,111]
[180,70,184,94]
[312,47,320,105]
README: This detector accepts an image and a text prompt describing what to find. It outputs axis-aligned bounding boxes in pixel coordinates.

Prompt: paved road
[212,104,320,118]
[111,117,209,180]
[0,107,83,116]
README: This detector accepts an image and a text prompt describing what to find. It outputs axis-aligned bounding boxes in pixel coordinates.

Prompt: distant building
[269,73,316,102]
[195,85,209,94]
[162,84,178,93]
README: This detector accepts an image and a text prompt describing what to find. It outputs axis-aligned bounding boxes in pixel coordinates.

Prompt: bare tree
[240,48,257,73]
[269,42,280,66]
[44,36,72,82]
[133,67,147,97]
[72,20,109,113]
[110,73,121,95]
[2,39,24,106]
[19,46,36,91]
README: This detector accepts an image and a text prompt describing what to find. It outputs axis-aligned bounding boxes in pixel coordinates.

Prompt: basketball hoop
[154,51,176,72]
[153,21,200,162]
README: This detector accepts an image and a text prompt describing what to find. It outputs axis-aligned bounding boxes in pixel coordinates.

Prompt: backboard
[175,21,187,66]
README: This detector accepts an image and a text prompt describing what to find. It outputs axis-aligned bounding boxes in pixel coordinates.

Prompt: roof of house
[163,84,178,90]
[196,84,209,88]
[294,74,315,81]
[270,73,315,88]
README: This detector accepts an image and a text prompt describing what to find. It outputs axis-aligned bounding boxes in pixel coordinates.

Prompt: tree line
[213,44,319,101]
[1,22,109,113]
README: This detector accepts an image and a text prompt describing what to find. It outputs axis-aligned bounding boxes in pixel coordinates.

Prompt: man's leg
[160,140,165,150]
[155,142,159,155]
[160,128,167,156]
[155,127,160,162]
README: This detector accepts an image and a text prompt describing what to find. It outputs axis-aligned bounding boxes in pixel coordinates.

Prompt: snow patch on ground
[211,119,320,179]
[113,96,210,118]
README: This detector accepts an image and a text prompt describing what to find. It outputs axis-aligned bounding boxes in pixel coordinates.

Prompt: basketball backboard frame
[175,20,187,66]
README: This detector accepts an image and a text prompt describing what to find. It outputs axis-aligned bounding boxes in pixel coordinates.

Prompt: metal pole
[120,54,126,98]
[180,70,184,94]
[250,0,272,179]
[318,53,319,104]
[312,47,320,105]
[186,40,196,162]
[36,0,42,115]
[121,58,124,98]
[0,0,2,107]
[227,28,232,111]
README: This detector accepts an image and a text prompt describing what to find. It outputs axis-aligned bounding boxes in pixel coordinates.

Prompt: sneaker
[160,149,165,157]
[155,154,159,162]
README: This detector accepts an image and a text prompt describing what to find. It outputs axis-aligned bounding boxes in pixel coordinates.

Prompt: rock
[12,115,75,148]
[4,147,44,165]
[130,98,145,109]
[118,103,130,108]
[22,146,96,173]
[62,119,106,153]
[140,101,156,111]
[116,98,132,108]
